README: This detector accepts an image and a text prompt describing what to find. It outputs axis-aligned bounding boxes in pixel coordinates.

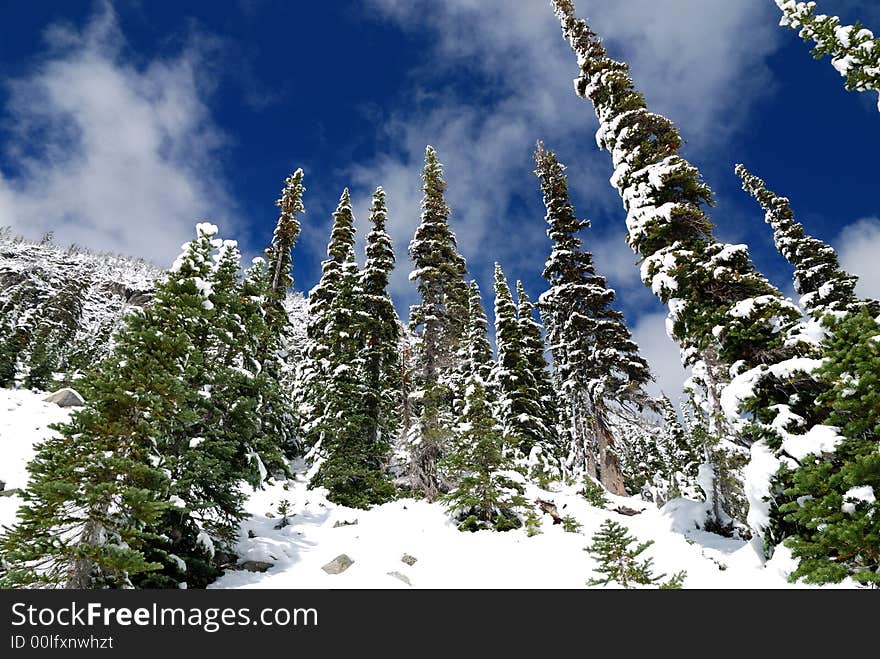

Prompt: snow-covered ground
[0,388,848,589]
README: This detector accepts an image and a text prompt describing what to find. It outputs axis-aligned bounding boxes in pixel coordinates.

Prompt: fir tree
[259,169,305,460]
[735,164,862,317]
[775,1,880,112]
[780,309,880,585]
[492,263,555,473]
[407,146,469,498]
[358,187,403,474]
[586,519,686,588]
[516,279,562,479]
[309,191,396,508]
[300,189,357,450]
[550,0,805,530]
[534,142,652,494]
[440,377,527,532]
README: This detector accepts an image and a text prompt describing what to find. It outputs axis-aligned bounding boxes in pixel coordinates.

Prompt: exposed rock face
[43,388,85,407]
[401,554,418,566]
[322,554,354,575]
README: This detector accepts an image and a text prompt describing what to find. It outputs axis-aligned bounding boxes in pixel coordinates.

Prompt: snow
[782,424,844,461]
[0,388,858,589]
[743,441,782,534]
[841,486,875,514]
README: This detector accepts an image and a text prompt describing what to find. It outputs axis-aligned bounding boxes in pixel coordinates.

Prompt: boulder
[239,560,273,573]
[333,519,358,528]
[0,488,21,498]
[43,388,84,408]
[322,554,354,575]
[401,554,418,566]
[387,571,411,586]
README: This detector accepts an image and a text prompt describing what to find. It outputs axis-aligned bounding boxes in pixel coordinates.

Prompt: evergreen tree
[300,189,357,451]
[407,146,469,498]
[440,377,527,532]
[516,279,562,479]
[735,164,863,317]
[586,519,686,588]
[775,1,880,112]
[309,190,396,508]
[358,187,403,472]
[780,309,880,585]
[550,0,805,530]
[259,169,305,460]
[534,142,652,494]
[0,224,226,588]
[492,263,557,476]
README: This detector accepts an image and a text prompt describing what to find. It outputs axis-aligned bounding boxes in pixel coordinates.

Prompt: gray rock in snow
[0,480,5,492]
[333,519,358,528]
[239,560,274,573]
[401,554,418,566]
[322,554,354,575]
[387,571,411,586]
[0,488,21,498]
[43,388,85,408]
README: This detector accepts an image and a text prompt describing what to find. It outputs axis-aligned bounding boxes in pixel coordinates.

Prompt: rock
[0,480,5,491]
[239,560,273,573]
[322,554,354,575]
[0,488,21,498]
[613,505,644,517]
[401,554,418,566]
[247,529,256,539]
[43,388,85,408]
[214,551,236,566]
[333,519,358,528]
[387,571,411,586]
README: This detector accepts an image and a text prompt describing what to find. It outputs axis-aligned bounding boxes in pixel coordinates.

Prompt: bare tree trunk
[65,518,105,589]
[594,407,626,496]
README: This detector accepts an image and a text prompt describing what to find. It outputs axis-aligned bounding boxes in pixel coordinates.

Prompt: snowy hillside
[0,231,159,388]
[0,387,844,589]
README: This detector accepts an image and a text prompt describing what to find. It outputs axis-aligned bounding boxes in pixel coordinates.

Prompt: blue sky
[1,0,878,396]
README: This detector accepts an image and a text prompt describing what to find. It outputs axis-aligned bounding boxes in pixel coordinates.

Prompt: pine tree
[550,1,805,531]
[586,519,685,588]
[516,279,562,479]
[358,187,403,474]
[407,146,469,498]
[300,188,357,451]
[440,377,527,532]
[534,142,652,494]
[735,164,863,317]
[258,169,305,460]
[309,190,396,508]
[0,225,226,588]
[492,263,557,475]
[780,309,880,585]
[775,1,880,112]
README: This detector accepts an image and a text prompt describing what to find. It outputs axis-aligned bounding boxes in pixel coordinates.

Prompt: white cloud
[836,217,880,301]
[0,3,239,267]
[631,312,691,400]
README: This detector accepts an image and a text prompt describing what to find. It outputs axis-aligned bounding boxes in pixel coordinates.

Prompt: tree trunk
[594,407,626,496]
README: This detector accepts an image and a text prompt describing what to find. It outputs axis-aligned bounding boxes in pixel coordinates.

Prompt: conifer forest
[1,0,878,590]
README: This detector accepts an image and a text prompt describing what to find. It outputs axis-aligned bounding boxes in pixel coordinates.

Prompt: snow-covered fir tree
[492,263,560,480]
[779,308,880,585]
[308,190,396,508]
[515,280,562,479]
[450,280,494,415]
[550,0,806,532]
[407,145,469,499]
[357,187,403,474]
[299,188,357,451]
[735,164,863,318]
[534,142,652,495]
[775,0,880,112]
[440,376,527,532]
[1,224,258,588]
[253,169,306,461]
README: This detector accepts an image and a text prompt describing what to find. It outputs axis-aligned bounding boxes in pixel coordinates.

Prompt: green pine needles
[586,519,686,588]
